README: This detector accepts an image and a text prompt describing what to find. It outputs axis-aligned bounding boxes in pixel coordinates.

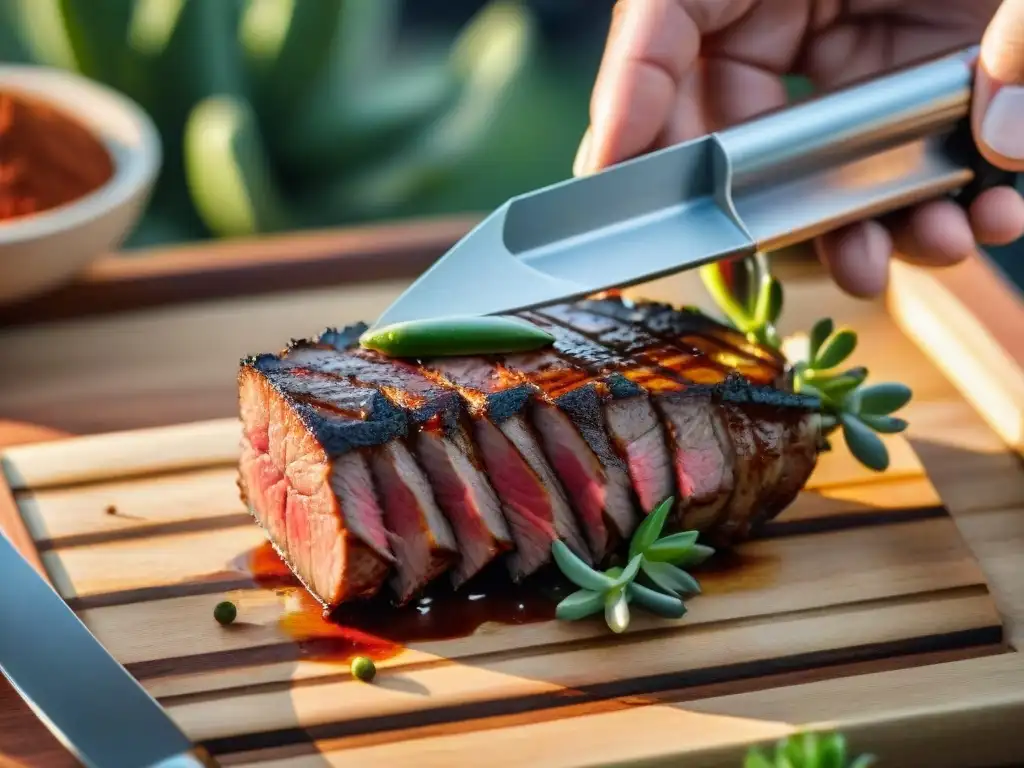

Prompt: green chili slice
[359,315,555,358]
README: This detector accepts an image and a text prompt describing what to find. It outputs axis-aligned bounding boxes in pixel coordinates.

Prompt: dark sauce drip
[236,542,569,665]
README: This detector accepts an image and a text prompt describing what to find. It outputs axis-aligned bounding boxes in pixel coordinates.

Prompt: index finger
[580,0,744,175]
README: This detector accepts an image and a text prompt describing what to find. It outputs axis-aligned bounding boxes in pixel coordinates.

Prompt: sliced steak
[591,298,818,543]
[521,309,678,519]
[238,354,400,609]
[754,409,821,532]
[423,356,596,567]
[550,296,818,541]
[237,294,823,609]
[282,329,511,590]
[542,301,736,531]
[427,326,652,562]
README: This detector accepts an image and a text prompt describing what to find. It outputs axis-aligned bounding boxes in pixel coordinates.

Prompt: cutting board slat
[228,640,1024,768]
[0,408,1009,766]
[82,517,985,694]
[16,466,247,544]
[0,417,240,491]
[170,588,998,746]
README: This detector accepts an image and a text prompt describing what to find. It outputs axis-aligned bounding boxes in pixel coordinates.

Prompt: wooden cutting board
[1,253,1024,768]
[0,399,1014,768]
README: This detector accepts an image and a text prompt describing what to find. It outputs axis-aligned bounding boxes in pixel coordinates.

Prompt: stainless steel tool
[0,528,218,768]
[374,45,1013,328]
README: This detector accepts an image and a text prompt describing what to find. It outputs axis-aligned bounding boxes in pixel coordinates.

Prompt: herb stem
[699,262,754,333]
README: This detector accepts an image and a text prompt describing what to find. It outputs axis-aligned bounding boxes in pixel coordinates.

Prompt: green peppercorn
[359,316,555,358]
[350,655,376,682]
[213,600,237,625]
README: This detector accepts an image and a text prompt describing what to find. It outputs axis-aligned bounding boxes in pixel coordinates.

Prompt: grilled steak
[237,295,821,609]
[280,329,512,594]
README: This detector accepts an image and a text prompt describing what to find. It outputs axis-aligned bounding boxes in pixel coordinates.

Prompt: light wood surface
[0,215,481,327]
[0,412,1008,766]
[2,254,1024,767]
[0,231,1023,767]
[888,256,1024,457]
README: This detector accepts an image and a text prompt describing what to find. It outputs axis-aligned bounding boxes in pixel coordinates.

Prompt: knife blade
[373,45,1009,329]
[0,528,217,768]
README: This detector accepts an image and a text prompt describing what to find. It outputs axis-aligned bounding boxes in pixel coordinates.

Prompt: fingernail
[572,127,593,177]
[981,85,1024,163]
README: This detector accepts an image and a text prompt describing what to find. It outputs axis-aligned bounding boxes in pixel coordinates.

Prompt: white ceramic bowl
[0,65,162,305]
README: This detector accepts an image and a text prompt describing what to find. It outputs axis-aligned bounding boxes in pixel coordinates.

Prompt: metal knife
[373,45,1014,329]
[0,529,218,768]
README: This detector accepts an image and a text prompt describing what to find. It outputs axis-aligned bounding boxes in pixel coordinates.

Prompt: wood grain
[0,398,1010,766]
[889,254,1024,457]
[0,239,1022,766]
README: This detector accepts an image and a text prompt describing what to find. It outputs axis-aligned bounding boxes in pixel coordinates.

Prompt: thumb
[974,0,1024,171]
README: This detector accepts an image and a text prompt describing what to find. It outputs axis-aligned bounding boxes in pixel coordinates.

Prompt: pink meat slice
[282,340,513,588]
[237,358,398,608]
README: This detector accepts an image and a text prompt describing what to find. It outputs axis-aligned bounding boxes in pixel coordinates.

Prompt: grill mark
[243,357,408,456]
[57,504,952,612]
[282,329,465,437]
[541,301,817,416]
[525,309,692,391]
[578,297,786,385]
[539,302,736,383]
[594,296,787,367]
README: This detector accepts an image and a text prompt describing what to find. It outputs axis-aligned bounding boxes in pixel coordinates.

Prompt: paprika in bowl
[0,65,161,305]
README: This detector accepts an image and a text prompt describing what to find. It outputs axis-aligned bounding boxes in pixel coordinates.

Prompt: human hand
[575,0,1024,297]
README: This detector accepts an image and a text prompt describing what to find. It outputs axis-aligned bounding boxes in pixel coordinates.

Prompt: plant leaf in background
[301,1,535,225]
[744,731,876,768]
[0,0,539,245]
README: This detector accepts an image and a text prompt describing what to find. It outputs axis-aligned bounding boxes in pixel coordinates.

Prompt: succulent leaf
[184,95,292,237]
[3,0,536,244]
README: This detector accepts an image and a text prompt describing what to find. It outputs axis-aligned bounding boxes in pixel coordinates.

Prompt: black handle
[945,118,1019,207]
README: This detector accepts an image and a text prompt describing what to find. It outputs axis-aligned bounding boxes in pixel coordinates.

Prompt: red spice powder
[0,90,115,222]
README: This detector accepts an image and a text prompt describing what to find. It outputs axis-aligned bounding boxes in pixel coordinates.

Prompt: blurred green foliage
[744,731,876,768]
[0,0,567,247]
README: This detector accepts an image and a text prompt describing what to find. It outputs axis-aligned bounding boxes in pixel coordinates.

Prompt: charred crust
[604,372,643,399]
[291,393,407,457]
[554,384,629,473]
[315,324,370,351]
[245,358,409,456]
[283,333,467,437]
[239,352,274,369]
[582,295,788,371]
[712,373,819,411]
[284,323,370,355]
[484,383,539,424]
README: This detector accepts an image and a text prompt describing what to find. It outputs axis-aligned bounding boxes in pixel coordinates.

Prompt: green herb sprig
[552,497,714,633]
[700,252,783,348]
[744,731,876,768]
[699,256,913,473]
[790,319,912,471]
